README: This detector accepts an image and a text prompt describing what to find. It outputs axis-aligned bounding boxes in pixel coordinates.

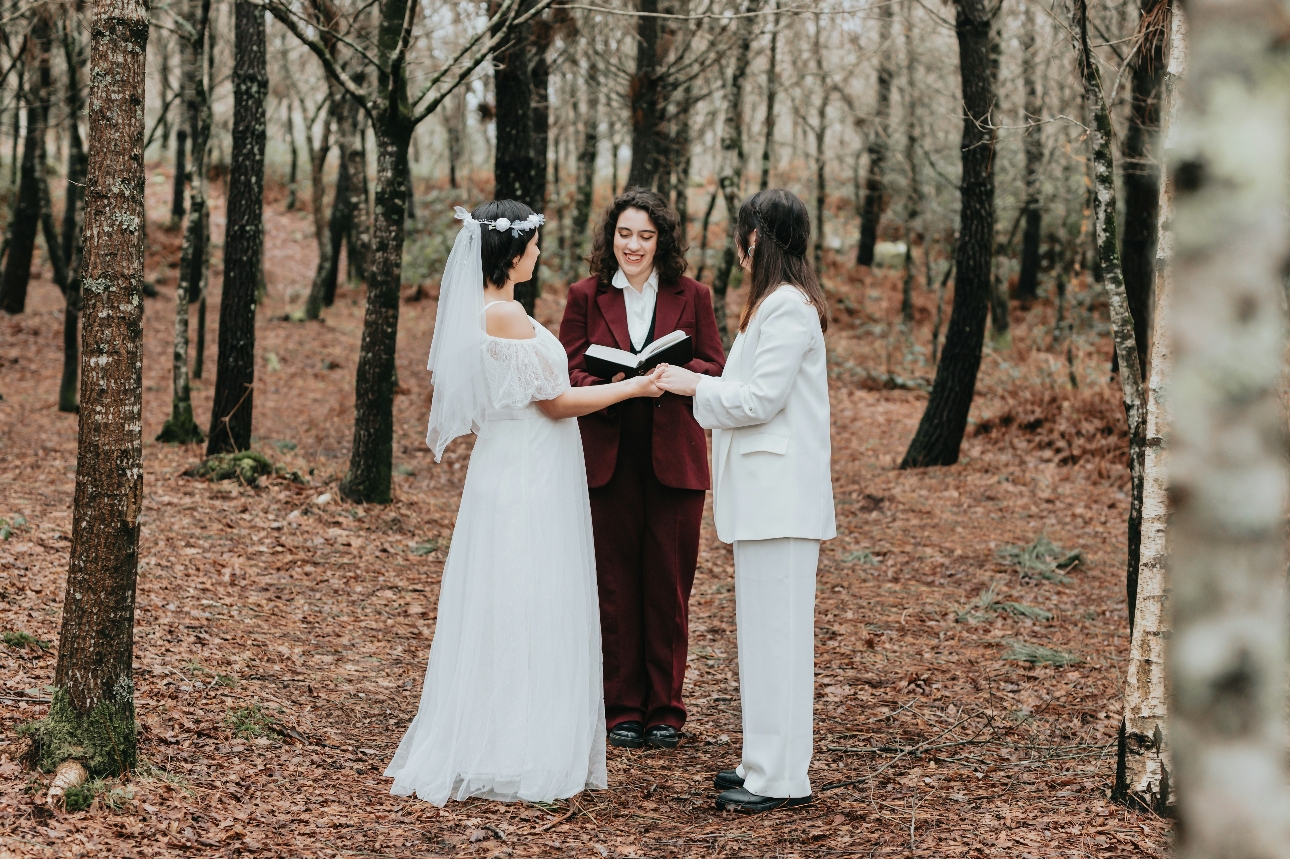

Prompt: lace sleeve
[482,327,571,408]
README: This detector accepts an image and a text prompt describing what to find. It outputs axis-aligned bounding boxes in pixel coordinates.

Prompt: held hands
[652,364,702,397]
[627,366,667,398]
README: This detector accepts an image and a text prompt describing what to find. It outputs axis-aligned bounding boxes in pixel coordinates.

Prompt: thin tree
[856,1,892,267]
[23,0,149,776]
[900,0,997,469]
[810,14,828,273]
[159,0,212,443]
[300,90,334,321]
[0,22,45,316]
[1067,0,1147,646]
[1167,0,1290,851]
[709,0,763,346]
[1119,0,1168,372]
[1016,0,1042,301]
[899,0,920,327]
[267,0,558,503]
[206,0,268,454]
[570,58,600,273]
[56,14,88,414]
[758,0,779,192]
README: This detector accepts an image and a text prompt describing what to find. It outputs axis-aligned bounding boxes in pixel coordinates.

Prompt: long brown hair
[736,189,829,333]
[587,188,689,285]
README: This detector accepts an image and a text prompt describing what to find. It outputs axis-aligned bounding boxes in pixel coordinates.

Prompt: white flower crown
[454,206,546,237]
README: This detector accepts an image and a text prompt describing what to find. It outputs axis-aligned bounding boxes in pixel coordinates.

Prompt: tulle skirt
[385,405,608,805]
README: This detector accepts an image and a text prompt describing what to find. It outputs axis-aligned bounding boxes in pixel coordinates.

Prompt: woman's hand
[629,366,666,398]
[654,364,702,397]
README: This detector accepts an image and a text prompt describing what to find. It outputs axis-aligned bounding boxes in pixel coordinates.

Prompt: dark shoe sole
[646,733,680,750]
[608,733,645,749]
[713,771,744,791]
[716,794,812,814]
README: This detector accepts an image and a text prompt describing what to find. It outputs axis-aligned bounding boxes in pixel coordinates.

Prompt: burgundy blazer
[559,275,726,490]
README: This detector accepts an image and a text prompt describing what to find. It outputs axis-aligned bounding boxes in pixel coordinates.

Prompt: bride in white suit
[657,188,835,813]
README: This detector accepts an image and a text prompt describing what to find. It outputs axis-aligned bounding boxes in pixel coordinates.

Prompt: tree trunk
[1070,0,1148,659]
[345,115,371,284]
[55,19,87,415]
[321,130,351,307]
[285,105,299,211]
[626,0,663,189]
[899,0,996,469]
[29,0,149,777]
[446,87,464,189]
[304,98,334,321]
[695,184,718,283]
[759,0,779,192]
[1016,0,1043,301]
[517,29,550,312]
[0,36,45,315]
[571,65,599,267]
[856,3,892,267]
[207,0,266,454]
[711,0,763,347]
[1167,0,1290,852]
[670,85,694,230]
[1120,0,1167,373]
[900,0,920,327]
[340,125,412,504]
[170,128,187,227]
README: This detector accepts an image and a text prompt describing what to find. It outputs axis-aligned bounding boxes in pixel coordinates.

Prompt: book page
[639,329,687,361]
[585,343,641,368]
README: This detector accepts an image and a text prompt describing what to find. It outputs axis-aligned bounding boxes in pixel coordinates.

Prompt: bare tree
[900,0,997,469]
[207,0,268,454]
[1016,0,1042,301]
[56,14,87,415]
[710,0,762,346]
[267,0,558,503]
[1167,0,1290,852]
[1119,0,1168,372]
[856,1,892,267]
[0,21,46,315]
[159,0,213,444]
[23,0,150,776]
[758,0,779,192]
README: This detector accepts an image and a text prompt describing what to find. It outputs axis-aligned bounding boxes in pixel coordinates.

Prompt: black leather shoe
[713,769,744,790]
[715,787,812,814]
[645,725,680,749]
[608,721,645,749]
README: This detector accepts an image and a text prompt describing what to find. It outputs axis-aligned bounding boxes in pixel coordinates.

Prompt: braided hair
[735,189,829,333]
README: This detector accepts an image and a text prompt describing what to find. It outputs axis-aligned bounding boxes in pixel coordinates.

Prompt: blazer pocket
[738,432,789,456]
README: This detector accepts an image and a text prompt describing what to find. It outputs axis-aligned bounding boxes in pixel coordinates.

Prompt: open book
[583,330,693,380]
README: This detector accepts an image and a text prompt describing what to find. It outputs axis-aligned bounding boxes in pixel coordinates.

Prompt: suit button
[656,401,662,408]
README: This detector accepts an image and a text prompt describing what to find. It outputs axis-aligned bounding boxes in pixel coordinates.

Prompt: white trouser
[732,537,818,798]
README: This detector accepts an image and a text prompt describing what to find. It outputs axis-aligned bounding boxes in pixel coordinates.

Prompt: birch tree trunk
[1167,0,1290,852]
[856,2,892,268]
[900,0,996,469]
[1068,0,1148,641]
[711,0,762,346]
[27,0,149,776]
[207,0,267,454]
[1114,6,1182,815]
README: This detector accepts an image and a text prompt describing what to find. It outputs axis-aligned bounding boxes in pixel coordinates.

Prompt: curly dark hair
[587,188,689,285]
[472,199,538,288]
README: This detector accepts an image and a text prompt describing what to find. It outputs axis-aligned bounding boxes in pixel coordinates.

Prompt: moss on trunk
[20,685,137,777]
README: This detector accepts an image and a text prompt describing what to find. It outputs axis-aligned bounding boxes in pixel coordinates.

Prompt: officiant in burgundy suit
[559,189,726,751]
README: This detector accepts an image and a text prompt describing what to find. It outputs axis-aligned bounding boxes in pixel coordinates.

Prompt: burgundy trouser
[589,398,705,731]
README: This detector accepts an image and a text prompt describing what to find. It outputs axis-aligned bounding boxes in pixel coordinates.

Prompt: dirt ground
[0,172,1171,857]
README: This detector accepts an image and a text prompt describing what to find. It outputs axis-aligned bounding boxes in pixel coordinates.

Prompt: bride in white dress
[385,201,664,806]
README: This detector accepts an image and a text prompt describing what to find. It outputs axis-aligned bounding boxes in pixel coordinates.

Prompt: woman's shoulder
[484,301,537,340]
[763,283,813,310]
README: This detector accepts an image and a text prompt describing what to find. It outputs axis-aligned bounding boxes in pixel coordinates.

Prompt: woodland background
[0,0,1191,854]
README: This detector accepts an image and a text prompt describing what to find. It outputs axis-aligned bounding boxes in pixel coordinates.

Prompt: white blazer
[693,284,836,544]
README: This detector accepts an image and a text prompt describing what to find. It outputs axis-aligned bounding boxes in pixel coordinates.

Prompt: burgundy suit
[560,275,725,730]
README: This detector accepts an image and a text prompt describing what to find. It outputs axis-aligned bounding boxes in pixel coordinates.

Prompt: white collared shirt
[611,268,659,352]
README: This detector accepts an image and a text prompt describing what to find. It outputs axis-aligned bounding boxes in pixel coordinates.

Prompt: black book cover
[583,331,693,380]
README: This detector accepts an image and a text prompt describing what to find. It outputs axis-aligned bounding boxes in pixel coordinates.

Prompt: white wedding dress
[386,311,607,806]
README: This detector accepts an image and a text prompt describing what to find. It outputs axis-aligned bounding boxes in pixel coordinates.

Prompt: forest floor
[0,171,1170,857]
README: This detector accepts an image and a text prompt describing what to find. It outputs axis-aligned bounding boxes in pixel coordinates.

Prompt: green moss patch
[19,684,137,777]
